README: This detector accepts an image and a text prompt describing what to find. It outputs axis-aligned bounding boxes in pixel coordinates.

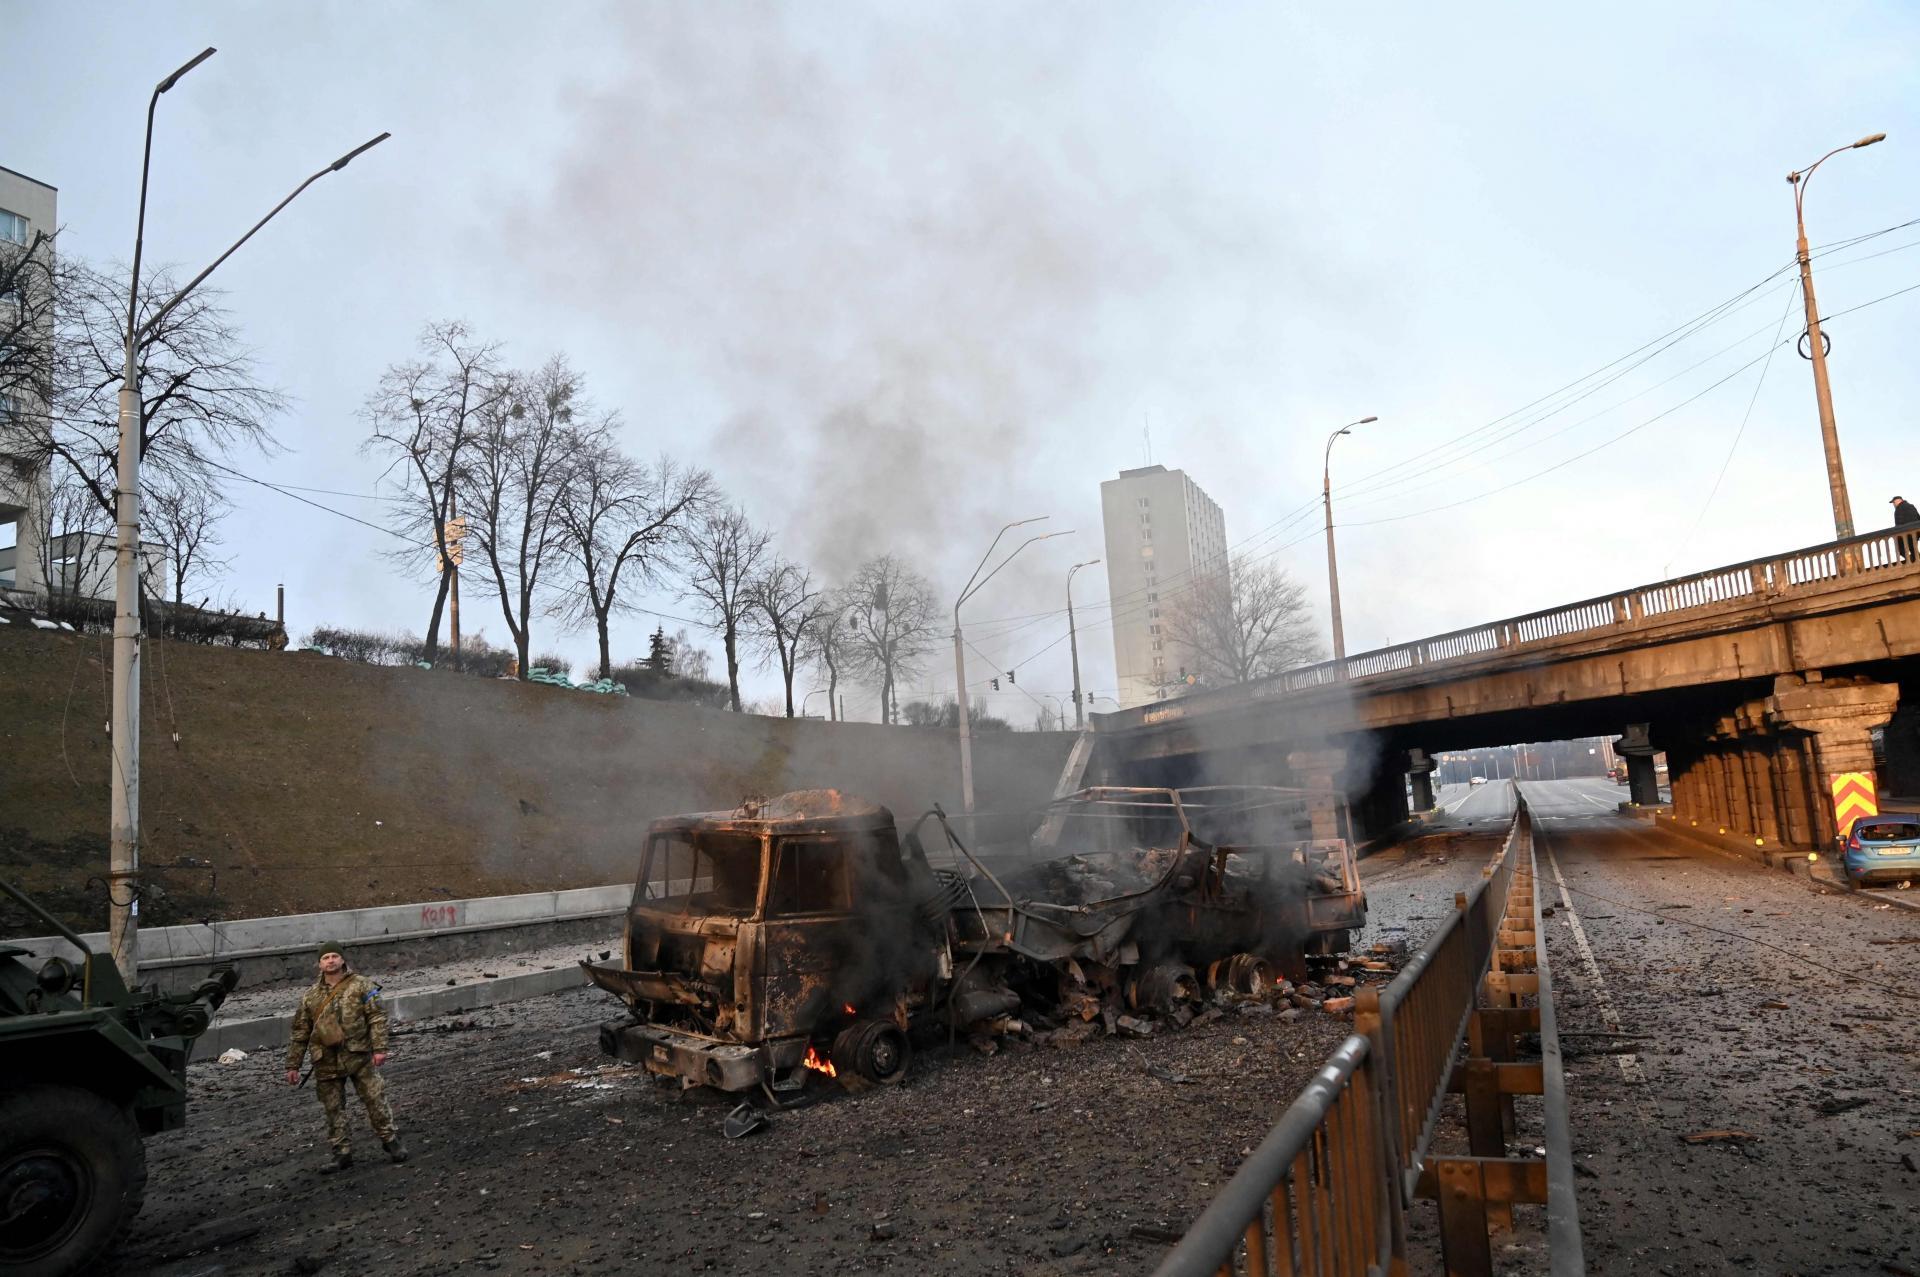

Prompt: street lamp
[1321,415,1377,676]
[1065,558,1099,727]
[1787,132,1886,541]
[953,517,1071,813]
[107,49,389,984]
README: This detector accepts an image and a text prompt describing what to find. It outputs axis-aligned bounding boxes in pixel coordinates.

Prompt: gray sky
[15,2,1920,721]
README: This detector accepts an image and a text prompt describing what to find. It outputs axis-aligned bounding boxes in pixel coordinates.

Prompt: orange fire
[842,1003,858,1016]
[802,1045,838,1078]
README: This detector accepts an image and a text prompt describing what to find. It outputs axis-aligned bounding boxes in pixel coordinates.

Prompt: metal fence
[1152,798,1580,1277]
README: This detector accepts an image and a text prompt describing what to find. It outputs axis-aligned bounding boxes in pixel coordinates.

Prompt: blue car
[1837,814,1920,887]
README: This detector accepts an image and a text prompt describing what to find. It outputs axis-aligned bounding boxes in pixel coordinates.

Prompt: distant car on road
[1836,815,1920,888]
[1469,776,1488,786]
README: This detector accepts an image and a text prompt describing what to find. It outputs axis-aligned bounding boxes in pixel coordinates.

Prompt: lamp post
[1788,132,1886,541]
[953,518,1070,813]
[1065,558,1099,727]
[1320,415,1376,676]
[108,49,388,985]
[801,687,828,718]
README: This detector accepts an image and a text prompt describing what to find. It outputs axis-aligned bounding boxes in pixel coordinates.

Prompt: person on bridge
[285,940,408,1172]
[1893,495,1919,561]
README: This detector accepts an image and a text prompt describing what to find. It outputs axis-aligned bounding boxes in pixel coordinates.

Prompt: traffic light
[1006,670,1016,684]
[990,678,1000,691]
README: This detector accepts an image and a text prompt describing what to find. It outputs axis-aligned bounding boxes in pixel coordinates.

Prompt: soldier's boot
[383,1137,409,1164]
[321,1150,353,1174]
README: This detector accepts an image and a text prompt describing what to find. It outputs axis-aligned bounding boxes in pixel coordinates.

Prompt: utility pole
[1066,558,1098,727]
[1321,416,1376,674]
[107,47,387,985]
[1788,132,1886,541]
[953,517,1067,814]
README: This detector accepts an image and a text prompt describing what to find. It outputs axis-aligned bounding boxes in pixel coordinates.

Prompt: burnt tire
[0,1084,147,1277]
[832,1020,911,1086]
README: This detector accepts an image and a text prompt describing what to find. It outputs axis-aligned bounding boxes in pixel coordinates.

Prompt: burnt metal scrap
[581,786,1368,1099]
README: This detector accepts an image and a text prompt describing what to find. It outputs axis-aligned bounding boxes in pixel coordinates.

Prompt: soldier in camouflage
[285,940,408,1172]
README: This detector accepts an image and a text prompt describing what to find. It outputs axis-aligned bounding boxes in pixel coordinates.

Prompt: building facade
[1099,464,1229,708]
[0,165,56,600]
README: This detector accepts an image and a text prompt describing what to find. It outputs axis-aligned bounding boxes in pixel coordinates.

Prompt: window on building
[0,210,26,246]
[1149,624,1160,635]
[1151,640,1162,651]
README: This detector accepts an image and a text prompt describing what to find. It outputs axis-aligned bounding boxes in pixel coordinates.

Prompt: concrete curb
[13,885,630,971]
[195,963,592,1059]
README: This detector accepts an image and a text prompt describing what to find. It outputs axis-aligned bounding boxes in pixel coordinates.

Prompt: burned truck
[583,786,1365,1096]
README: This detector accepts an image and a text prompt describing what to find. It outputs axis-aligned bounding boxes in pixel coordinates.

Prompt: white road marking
[1541,836,1646,1084]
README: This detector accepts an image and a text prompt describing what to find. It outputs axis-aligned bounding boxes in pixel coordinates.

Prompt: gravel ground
[1525,777,1920,1277]
[112,822,1512,1277]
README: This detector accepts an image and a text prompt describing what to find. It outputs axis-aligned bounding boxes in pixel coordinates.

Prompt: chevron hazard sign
[1830,772,1878,836]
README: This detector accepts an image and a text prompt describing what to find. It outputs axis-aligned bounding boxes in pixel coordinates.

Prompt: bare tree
[33,259,285,523]
[1161,554,1322,691]
[842,555,940,725]
[361,321,507,660]
[146,477,230,607]
[555,441,714,680]
[746,557,825,717]
[810,590,856,721]
[0,228,58,419]
[460,356,608,679]
[32,460,114,606]
[680,506,771,711]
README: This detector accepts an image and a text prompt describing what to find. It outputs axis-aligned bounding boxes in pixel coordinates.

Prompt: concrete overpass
[1083,525,1920,850]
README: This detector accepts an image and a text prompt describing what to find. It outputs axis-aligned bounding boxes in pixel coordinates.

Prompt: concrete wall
[13,884,629,992]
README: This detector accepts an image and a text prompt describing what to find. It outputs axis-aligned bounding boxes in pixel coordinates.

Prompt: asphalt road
[108,780,1914,1276]
[115,819,1509,1277]
[1522,777,1919,1277]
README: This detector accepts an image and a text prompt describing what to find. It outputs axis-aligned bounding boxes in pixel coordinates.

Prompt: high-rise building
[1099,464,1228,708]
[0,165,56,601]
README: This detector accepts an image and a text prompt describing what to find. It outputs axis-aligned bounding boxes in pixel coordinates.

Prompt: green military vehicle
[0,879,238,1277]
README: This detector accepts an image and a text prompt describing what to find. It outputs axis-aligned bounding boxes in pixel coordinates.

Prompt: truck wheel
[832,1020,911,1086]
[0,1085,147,1277]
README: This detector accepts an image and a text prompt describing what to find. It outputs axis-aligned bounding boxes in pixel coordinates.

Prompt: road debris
[1680,1129,1759,1145]
[1815,1096,1871,1117]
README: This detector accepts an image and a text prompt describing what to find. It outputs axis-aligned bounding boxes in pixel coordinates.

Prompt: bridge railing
[1151,798,1582,1277]
[1130,526,1917,727]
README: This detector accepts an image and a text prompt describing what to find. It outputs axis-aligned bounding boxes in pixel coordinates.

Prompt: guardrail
[1153,795,1582,1276]
[1126,524,1920,729]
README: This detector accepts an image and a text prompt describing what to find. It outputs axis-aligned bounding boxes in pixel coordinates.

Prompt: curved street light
[107,50,390,983]
[1321,416,1377,675]
[953,517,1072,812]
[1787,132,1886,540]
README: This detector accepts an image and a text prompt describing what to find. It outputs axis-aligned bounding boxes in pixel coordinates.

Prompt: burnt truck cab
[584,791,943,1094]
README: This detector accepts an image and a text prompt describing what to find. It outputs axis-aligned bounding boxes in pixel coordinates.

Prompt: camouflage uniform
[287,972,397,1156]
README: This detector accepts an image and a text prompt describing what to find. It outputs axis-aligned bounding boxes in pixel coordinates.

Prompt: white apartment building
[0,165,56,599]
[1099,464,1229,708]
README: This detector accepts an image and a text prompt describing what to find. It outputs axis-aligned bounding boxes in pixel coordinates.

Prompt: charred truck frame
[584,786,1365,1097]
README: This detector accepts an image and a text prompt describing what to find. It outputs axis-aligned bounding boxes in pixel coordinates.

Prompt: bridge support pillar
[1615,723,1662,807]
[1765,675,1900,848]
[1286,747,1350,842]
[1408,747,1437,813]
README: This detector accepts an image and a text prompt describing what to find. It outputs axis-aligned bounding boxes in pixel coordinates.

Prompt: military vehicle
[0,879,238,1277]
[583,786,1366,1097]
